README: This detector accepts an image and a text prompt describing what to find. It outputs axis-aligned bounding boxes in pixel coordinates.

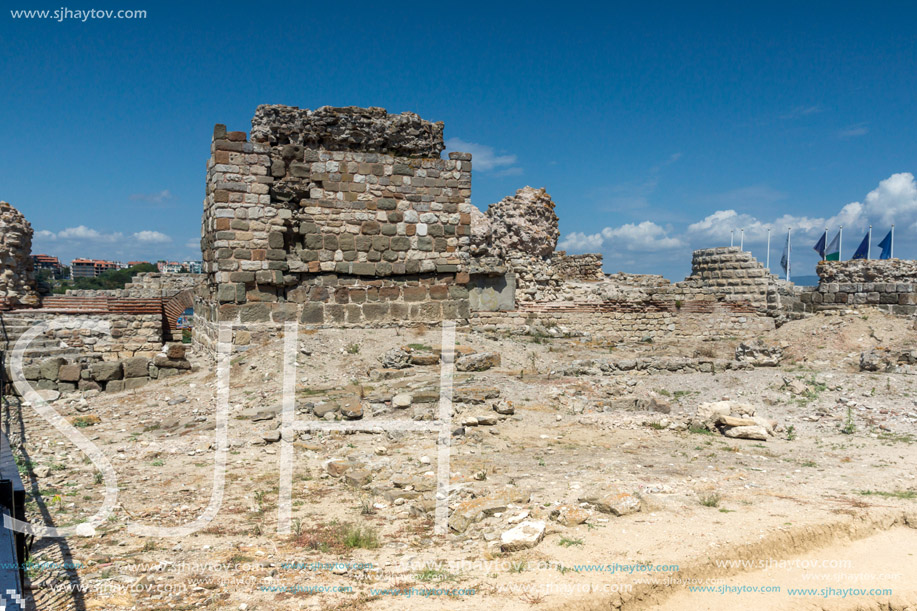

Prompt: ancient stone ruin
[801,258,917,314]
[195,105,473,351]
[0,201,40,308]
[194,104,917,353]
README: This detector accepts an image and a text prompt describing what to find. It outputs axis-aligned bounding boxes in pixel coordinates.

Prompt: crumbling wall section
[551,252,604,281]
[0,201,40,308]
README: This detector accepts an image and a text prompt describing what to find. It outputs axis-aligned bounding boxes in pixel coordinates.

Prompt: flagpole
[822,228,827,261]
[867,225,872,260]
[766,228,771,270]
[787,228,792,283]
[839,226,843,261]
[730,230,734,247]
[740,228,744,250]
[891,224,895,259]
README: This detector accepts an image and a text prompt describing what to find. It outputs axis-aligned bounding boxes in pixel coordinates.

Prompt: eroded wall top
[250,105,446,157]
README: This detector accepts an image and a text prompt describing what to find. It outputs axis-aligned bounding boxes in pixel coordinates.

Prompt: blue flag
[878,230,892,260]
[813,233,827,258]
[780,235,790,276]
[852,231,870,260]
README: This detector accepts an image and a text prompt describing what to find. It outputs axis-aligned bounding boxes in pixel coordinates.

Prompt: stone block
[92,361,123,382]
[123,357,151,378]
[300,304,324,324]
[153,355,192,370]
[58,364,82,382]
[105,380,124,393]
[40,357,67,381]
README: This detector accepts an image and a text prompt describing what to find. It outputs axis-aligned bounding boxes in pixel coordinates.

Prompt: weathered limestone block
[91,362,123,382]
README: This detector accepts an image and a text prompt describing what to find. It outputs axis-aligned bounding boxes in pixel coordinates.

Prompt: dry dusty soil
[9,310,917,611]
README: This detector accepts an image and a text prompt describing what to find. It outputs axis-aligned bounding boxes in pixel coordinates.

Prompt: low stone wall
[604,272,671,288]
[511,253,603,302]
[12,345,190,395]
[551,252,604,281]
[1,311,164,360]
[192,272,472,356]
[471,304,774,343]
[802,281,917,314]
[799,259,917,315]
[817,259,917,284]
[65,272,203,298]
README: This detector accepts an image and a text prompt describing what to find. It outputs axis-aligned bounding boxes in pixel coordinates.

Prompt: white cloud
[493,167,524,178]
[559,221,684,253]
[445,138,520,173]
[561,173,917,258]
[862,172,917,228]
[781,105,824,120]
[55,226,123,242]
[558,231,604,252]
[34,226,175,245]
[184,238,201,250]
[130,189,173,204]
[132,230,172,243]
[838,124,869,139]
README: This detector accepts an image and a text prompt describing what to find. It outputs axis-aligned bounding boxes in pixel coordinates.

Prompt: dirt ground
[9,309,917,611]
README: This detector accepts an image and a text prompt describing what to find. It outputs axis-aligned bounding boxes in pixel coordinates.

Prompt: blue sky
[1,1,915,280]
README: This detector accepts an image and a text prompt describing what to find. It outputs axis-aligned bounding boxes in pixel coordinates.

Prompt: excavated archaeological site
[2,106,917,611]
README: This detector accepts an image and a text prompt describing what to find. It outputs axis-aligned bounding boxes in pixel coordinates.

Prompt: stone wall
[0,311,164,361]
[10,344,190,396]
[816,259,917,284]
[672,247,778,310]
[472,304,774,343]
[0,201,40,308]
[799,259,917,315]
[66,272,203,298]
[551,252,604,282]
[197,105,474,337]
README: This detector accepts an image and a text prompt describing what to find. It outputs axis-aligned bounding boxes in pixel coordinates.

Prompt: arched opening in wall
[177,307,194,343]
[163,290,194,343]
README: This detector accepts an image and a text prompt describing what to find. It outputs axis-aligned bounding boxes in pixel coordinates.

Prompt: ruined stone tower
[195,105,475,349]
[0,201,40,307]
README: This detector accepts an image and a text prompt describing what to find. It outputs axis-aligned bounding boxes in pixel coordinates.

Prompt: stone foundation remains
[14,343,191,396]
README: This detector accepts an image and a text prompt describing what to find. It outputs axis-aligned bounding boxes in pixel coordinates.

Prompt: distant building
[183,260,202,274]
[127,260,149,268]
[31,254,63,277]
[157,260,183,273]
[71,258,122,279]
